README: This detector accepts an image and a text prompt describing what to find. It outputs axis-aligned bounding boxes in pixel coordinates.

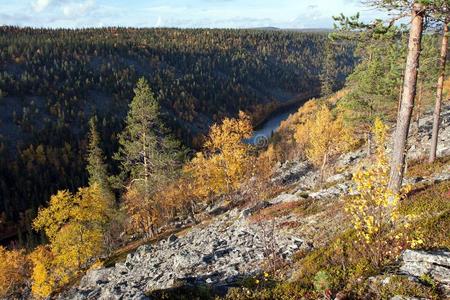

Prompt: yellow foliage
[0,246,30,298]
[345,119,421,267]
[185,111,253,199]
[158,177,195,215]
[29,246,55,299]
[123,186,159,235]
[294,105,356,177]
[278,99,319,134]
[31,184,112,296]
[255,144,279,179]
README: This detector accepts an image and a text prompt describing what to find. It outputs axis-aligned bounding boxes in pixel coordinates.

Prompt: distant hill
[250,27,333,33]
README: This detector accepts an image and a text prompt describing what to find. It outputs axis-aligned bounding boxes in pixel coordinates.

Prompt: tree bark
[429,22,449,163]
[389,3,425,192]
[414,79,423,143]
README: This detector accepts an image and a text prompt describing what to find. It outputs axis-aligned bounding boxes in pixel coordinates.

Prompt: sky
[0,0,386,29]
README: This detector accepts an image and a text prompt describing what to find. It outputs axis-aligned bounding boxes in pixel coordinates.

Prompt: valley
[0,27,355,245]
[1,1,450,299]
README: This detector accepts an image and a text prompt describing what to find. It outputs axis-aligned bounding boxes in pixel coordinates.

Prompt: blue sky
[0,0,386,28]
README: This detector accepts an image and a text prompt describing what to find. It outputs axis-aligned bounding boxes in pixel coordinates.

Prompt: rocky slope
[64,104,450,299]
[67,209,311,300]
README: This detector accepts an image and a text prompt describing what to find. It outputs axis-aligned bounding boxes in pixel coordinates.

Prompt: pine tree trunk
[389,3,425,193]
[414,79,423,143]
[429,22,449,163]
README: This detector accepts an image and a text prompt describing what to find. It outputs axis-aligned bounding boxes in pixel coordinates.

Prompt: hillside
[60,102,450,300]
[0,27,356,241]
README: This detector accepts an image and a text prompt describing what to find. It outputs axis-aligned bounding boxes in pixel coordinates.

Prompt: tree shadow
[146,273,247,300]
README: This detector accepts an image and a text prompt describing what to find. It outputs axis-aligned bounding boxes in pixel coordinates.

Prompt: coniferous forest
[0,1,449,297]
[0,27,355,244]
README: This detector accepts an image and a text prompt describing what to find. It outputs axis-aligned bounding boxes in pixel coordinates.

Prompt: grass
[406,155,450,178]
[399,180,450,250]
[226,177,450,300]
[363,275,441,299]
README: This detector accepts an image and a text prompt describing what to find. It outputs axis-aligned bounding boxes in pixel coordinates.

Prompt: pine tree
[114,77,180,235]
[337,26,407,132]
[86,117,113,202]
[430,20,449,162]
[388,2,425,192]
[334,0,449,192]
[115,77,180,193]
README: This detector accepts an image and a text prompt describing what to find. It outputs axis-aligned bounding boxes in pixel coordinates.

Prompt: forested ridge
[0,27,355,243]
[0,0,450,298]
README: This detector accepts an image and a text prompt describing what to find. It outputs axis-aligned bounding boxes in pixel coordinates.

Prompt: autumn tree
[31,184,112,295]
[114,77,180,236]
[0,246,31,298]
[346,118,422,268]
[294,106,356,180]
[185,111,253,200]
[29,245,55,299]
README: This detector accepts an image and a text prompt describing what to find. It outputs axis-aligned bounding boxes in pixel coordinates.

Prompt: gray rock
[325,172,350,184]
[167,234,178,243]
[268,193,298,205]
[79,269,111,289]
[399,250,450,295]
[241,200,272,217]
[67,206,310,299]
[271,161,313,185]
[390,296,426,300]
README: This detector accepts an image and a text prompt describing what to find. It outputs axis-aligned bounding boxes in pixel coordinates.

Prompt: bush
[0,246,31,298]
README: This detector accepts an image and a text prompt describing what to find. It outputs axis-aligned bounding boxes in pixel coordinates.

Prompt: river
[250,104,300,147]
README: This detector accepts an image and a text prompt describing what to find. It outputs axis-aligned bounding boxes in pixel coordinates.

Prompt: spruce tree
[320,40,336,97]
[86,117,113,201]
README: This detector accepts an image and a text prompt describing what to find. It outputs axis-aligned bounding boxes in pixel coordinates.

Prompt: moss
[147,284,215,300]
[222,282,311,300]
[399,180,450,249]
[362,275,441,299]
[419,210,450,249]
[399,181,450,216]
[407,156,450,178]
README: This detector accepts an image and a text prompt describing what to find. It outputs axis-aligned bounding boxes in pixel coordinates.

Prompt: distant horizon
[0,25,335,30]
[1,0,386,29]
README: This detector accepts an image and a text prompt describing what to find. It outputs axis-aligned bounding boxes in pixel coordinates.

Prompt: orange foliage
[185,111,253,199]
[0,246,31,298]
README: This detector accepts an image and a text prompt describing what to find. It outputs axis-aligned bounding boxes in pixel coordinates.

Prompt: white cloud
[62,0,95,17]
[8,0,389,28]
[32,0,53,12]
[155,16,163,27]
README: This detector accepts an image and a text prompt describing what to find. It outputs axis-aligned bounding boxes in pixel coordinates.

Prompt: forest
[0,27,356,244]
[0,0,449,297]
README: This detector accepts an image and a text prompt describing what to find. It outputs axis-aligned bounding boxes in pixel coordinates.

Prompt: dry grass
[407,155,450,178]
